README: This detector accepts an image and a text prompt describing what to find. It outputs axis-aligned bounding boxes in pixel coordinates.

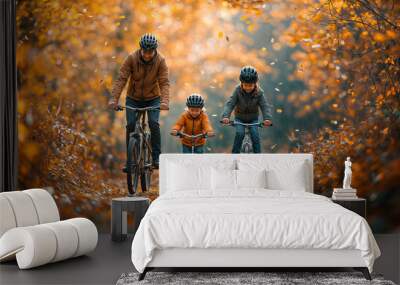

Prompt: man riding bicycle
[109,33,170,169]
[221,66,273,153]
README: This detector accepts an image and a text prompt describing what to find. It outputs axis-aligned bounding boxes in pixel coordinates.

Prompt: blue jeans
[182,144,204,154]
[232,118,261,153]
[126,96,161,163]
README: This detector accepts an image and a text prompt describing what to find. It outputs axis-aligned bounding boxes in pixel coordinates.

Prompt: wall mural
[16,0,399,233]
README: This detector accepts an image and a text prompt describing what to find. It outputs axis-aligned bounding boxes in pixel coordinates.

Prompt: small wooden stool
[111,196,150,242]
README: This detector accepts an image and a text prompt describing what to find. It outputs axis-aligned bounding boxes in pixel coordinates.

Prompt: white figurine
[343,157,352,189]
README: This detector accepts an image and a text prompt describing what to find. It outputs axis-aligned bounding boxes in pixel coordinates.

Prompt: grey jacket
[221,85,273,123]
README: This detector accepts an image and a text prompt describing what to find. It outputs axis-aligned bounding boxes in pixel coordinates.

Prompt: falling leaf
[274,88,280,92]
[373,33,385,42]
[247,24,255,32]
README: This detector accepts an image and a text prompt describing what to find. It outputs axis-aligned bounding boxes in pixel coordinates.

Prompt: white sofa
[0,188,98,269]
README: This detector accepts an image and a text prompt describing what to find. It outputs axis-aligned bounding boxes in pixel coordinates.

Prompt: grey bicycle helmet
[186,93,204,108]
[139,33,158,50]
[239,66,258,83]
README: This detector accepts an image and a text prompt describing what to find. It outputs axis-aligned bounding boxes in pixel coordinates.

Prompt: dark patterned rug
[116,271,396,285]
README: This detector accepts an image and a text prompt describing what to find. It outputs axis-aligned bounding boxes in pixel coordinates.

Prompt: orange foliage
[17,0,400,232]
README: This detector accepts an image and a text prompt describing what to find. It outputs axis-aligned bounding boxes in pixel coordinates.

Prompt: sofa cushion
[0,196,17,237]
[24,189,60,224]
[0,191,39,228]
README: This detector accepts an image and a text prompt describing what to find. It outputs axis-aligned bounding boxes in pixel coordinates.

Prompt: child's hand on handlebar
[221,118,230,125]
[263,120,272,127]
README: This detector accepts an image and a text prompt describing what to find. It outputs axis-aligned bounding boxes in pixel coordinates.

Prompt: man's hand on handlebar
[170,130,179,136]
[206,131,215,137]
[160,103,169,111]
[108,99,123,111]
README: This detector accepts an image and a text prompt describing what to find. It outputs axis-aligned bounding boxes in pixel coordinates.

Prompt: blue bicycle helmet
[139,33,158,50]
[239,66,258,83]
[186,94,204,108]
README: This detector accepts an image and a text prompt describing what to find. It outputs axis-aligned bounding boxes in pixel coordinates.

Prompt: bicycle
[117,105,160,196]
[220,120,272,153]
[170,131,214,153]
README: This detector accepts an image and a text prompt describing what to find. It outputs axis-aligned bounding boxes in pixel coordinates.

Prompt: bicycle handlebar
[170,131,215,139]
[117,105,160,111]
[219,120,272,127]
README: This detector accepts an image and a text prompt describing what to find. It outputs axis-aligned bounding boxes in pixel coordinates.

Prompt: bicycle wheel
[140,133,152,192]
[241,135,253,153]
[127,135,142,196]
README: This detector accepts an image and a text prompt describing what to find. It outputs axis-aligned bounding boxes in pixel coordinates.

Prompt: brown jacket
[172,111,213,147]
[111,50,170,105]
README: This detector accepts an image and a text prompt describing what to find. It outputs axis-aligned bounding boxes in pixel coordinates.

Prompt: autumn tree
[17,0,399,232]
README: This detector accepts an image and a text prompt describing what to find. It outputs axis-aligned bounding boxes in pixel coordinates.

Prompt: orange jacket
[172,111,213,147]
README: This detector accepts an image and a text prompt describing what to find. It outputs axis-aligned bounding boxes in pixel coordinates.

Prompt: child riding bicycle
[221,66,273,153]
[171,94,215,153]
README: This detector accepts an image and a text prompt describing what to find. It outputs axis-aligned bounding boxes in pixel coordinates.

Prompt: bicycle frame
[134,110,151,167]
[220,119,270,153]
[126,105,160,167]
[120,105,160,195]
[171,131,209,154]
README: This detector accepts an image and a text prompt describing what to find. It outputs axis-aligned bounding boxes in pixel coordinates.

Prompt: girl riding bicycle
[221,66,273,153]
[171,94,215,153]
